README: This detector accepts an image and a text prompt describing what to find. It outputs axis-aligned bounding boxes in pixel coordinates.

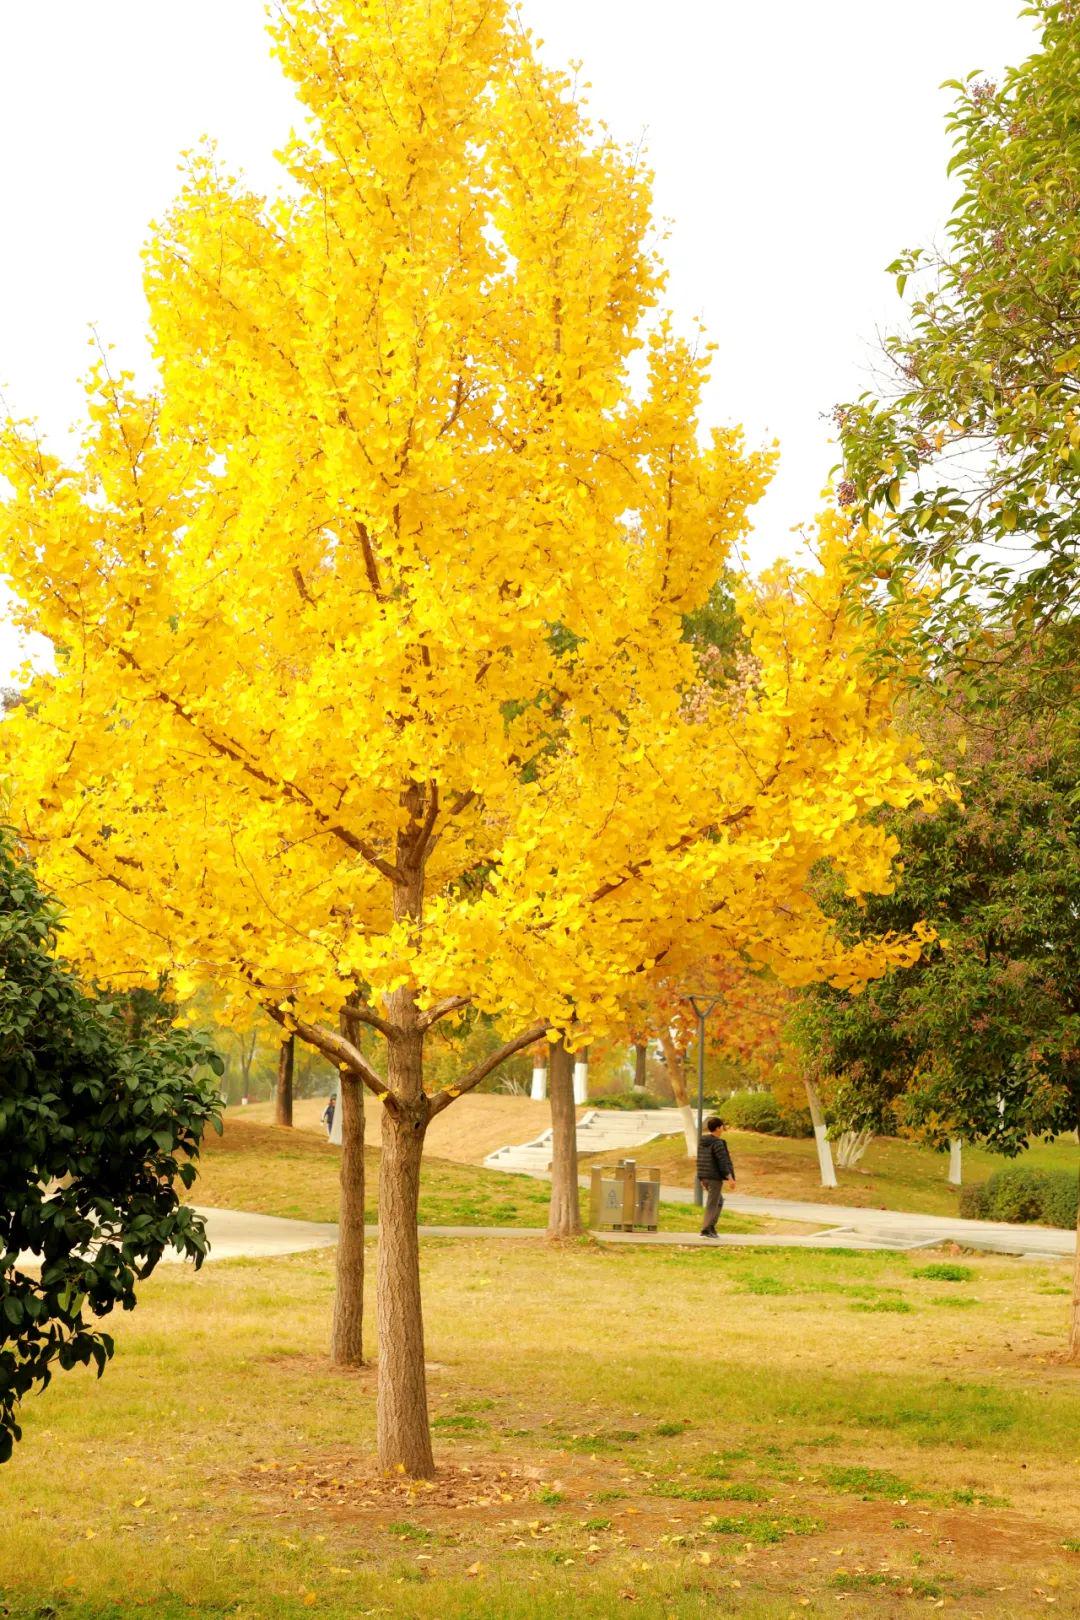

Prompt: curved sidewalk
[174,1202,1075,1264]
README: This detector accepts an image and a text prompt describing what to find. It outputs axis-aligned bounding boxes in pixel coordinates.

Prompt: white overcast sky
[0,0,1036,680]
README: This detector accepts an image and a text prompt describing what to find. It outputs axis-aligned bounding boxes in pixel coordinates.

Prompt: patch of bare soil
[239,1452,554,1521]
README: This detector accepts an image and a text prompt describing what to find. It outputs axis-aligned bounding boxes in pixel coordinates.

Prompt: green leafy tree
[837,2,1080,637]
[0,832,223,1460]
[788,653,1080,1354]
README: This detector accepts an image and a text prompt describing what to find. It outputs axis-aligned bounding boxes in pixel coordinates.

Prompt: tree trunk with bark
[331,1069,365,1366]
[804,1080,838,1188]
[1070,1188,1080,1364]
[634,1041,647,1090]
[275,1033,294,1128]
[547,1040,581,1238]
[660,1029,697,1155]
[376,1030,433,1476]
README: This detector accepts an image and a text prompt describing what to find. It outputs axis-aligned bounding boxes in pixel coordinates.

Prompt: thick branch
[344,1002,398,1041]
[417,995,472,1033]
[267,1005,388,1097]
[428,1023,549,1116]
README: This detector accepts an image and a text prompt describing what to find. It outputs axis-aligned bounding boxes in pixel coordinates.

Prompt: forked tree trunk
[275,1034,295,1128]
[548,1040,581,1238]
[376,1025,434,1477]
[804,1080,838,1188]
[660,1030,697,1155]
[948,1137,963,1186]
[634,1041,647,1090]
[834,1127,874,1170]
[331,1071,365,1366]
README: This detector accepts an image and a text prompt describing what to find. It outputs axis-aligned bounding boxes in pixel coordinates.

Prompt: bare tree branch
[428,1023,549,1116]
[417,995,472,1032]
[267,1004,388,1097]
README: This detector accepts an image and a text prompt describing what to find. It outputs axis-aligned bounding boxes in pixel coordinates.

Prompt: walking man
[697,1116,736,1237]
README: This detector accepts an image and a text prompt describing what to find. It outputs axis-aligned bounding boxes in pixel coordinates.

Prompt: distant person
[697,1116,736,1238]
[321,1094,337,1137]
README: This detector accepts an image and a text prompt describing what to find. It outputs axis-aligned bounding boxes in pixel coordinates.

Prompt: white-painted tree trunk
[834,1127,874,1169]
[330,1091,344,1146]
[948,1137,963,1186]
[678,1103,698,1156]
[804,1080,838,1188]
[531,1053,548,1101]
[572,1048,589,1105]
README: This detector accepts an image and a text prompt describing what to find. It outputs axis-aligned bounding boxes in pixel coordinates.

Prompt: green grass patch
[702,1512,821,1545]
[914,1263,975,1283]
[822,1464,927,1500]
[850,1296,913,1313]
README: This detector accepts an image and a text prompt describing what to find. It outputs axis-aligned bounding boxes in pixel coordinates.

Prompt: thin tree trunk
[1069,1116,1080,1364]
[1070,1187,1079,1364]
[331,1070,365,1366]
[948,1137,963,1186]
[376,1026,434,1476]
[548,1040,581,1238]
[804,1080,838,1188]
[634,1041,647,1090]
[660,1030,697,1155]
[275,1034,295,1128]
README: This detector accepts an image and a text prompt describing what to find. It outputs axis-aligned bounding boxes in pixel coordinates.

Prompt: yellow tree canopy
[0,0,936,1059]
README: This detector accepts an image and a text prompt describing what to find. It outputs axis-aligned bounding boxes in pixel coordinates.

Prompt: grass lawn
[192,1116,787,1236]
[604,1129,1079,1218]
[1,1239,1076,1618]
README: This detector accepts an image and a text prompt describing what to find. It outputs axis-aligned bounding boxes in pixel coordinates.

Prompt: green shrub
[778,1106,815,1138]
[718,1089,783,1134]
[960,1165,1077,1229]
[592,1089,669,1111]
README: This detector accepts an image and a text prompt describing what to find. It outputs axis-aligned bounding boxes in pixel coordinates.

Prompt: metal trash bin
[590,1162,636,1230]
[633,1168,661,1231]
[589,1160,661,1232]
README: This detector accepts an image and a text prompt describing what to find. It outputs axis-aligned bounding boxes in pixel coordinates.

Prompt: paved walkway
[484,1107,687,1175]
[165,1202,1074,1264]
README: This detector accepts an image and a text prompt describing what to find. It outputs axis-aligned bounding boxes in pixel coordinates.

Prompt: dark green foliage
[789,662,1080,1172]
[914,1264,974,1283]
[0,830,222,1462]
[959,1166,1078,1229]
[838,3,1080,635]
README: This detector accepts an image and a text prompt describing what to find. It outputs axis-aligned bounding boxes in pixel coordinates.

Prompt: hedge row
[716,1089,814,1139]
[959,1164,1078,1229]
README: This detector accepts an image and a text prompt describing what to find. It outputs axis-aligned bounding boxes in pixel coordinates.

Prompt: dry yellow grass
[242,1090,567,1164]
[0,1237,1076,1618]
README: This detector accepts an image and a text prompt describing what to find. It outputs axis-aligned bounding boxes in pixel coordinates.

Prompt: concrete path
[165,1203,1074,1264]
[662,1188,1076,1259]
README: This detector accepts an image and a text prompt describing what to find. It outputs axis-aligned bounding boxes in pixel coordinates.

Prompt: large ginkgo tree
[0,0,940,1475]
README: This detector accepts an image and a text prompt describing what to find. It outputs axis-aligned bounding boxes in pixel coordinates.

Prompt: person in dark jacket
[696,1117,736,1237]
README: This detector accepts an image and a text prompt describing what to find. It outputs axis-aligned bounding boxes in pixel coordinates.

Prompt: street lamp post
[685,994,720,1207]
